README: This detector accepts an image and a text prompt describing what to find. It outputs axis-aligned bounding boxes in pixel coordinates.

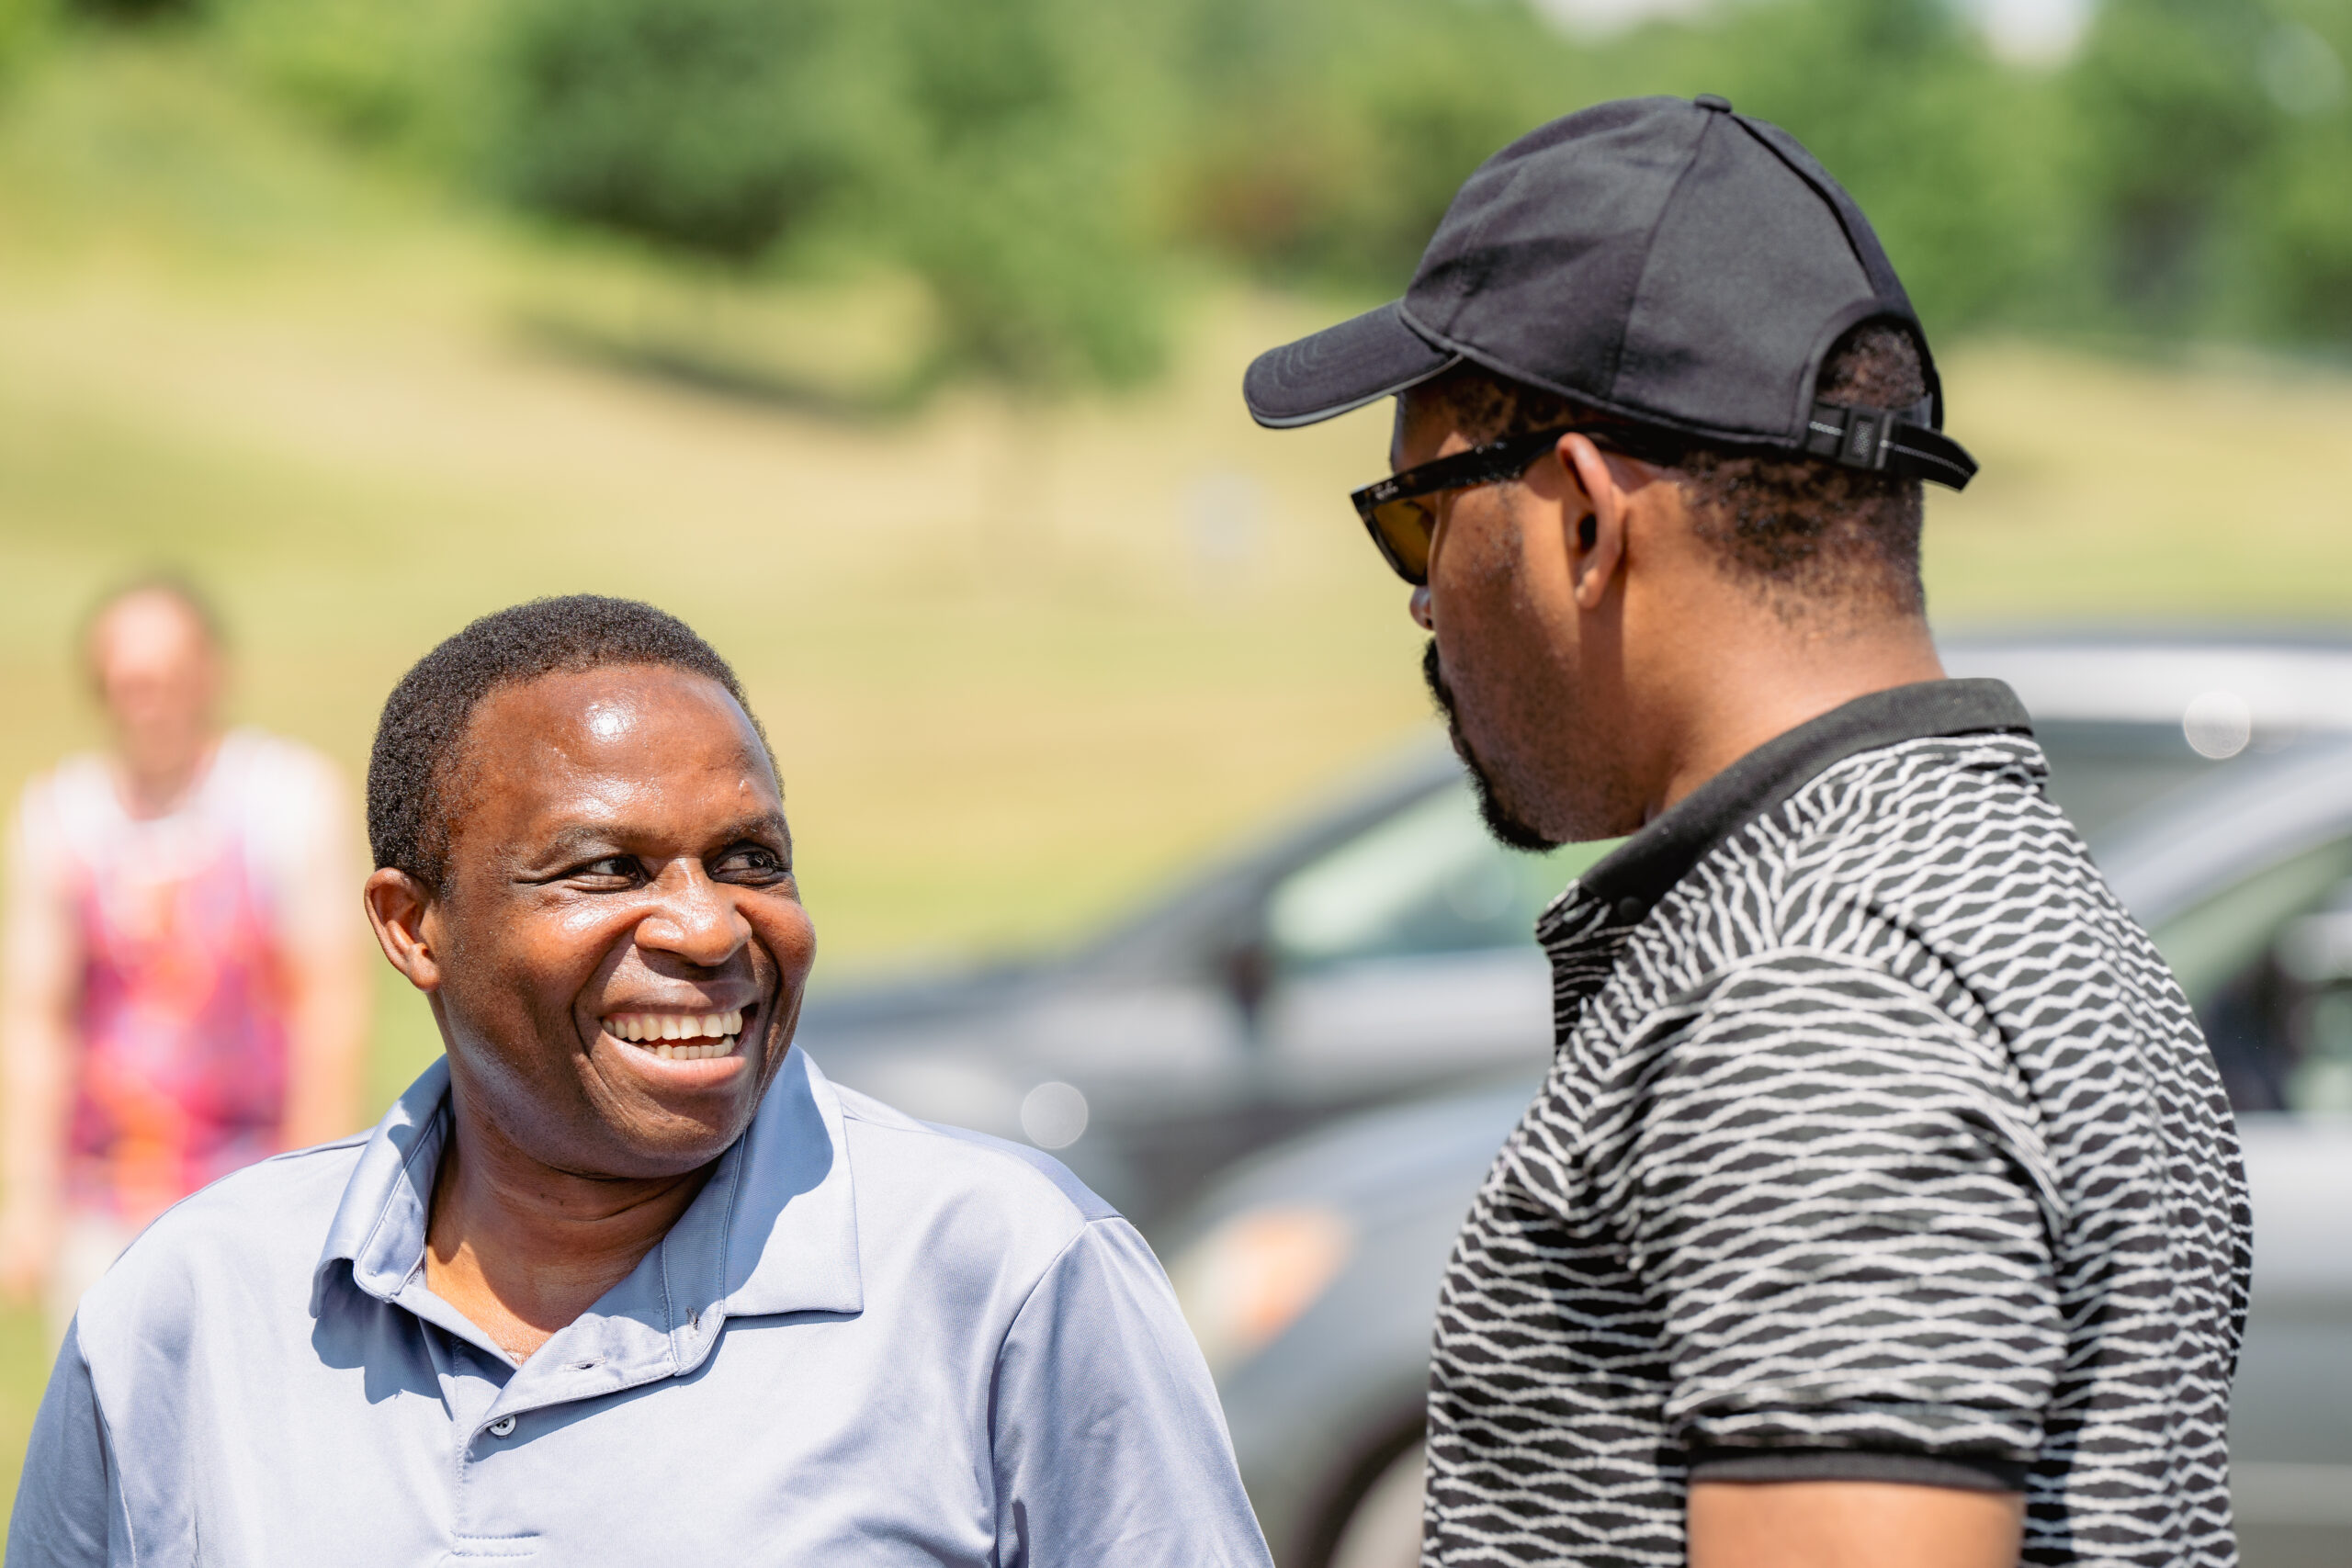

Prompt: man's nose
[639,864,751,967]
[1409,586,1434,630]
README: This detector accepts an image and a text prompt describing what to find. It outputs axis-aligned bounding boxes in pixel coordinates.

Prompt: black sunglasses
[1350,422,1681,585]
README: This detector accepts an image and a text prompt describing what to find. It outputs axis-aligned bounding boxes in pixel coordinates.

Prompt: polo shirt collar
[313,1045,864,1365]
[1561,677,2034,929]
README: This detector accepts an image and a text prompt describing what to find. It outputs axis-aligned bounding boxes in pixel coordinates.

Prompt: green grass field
[4,37,2352,1529]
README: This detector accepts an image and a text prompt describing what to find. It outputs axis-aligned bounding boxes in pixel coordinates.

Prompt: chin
[1465,762,1565,852]
[1464,729,1644,850]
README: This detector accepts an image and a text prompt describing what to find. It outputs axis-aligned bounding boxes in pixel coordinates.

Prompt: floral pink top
[9,731,346,1224]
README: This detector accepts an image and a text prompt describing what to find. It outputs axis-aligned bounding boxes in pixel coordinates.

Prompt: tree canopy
[40,0,2352,390]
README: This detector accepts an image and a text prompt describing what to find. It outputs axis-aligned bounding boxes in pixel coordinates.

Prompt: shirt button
[488,1416,517,1438]
[1612,896,1647,926]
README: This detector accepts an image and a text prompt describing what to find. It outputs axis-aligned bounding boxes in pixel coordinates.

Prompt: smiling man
[7,595,1272,1567]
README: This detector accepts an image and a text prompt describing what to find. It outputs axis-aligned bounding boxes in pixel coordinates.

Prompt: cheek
[756,899,819,987]
[441,897,633,1032]
[1432,541,1532,686]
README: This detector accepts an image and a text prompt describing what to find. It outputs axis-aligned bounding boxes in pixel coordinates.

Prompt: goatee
[1421,639,1558,852]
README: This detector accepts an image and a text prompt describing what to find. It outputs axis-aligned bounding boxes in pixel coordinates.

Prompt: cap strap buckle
[1805,400,1894,468]
[1805,400,1978,491]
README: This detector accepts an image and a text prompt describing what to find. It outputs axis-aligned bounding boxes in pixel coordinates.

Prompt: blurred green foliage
[0,0,51,83]
[26,0,2352,385]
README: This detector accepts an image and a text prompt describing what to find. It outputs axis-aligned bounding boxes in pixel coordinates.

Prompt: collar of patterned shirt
[7,1047,1275,1568]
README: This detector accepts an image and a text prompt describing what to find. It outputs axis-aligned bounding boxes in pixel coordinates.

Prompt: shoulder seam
[838,1107,1109,1224]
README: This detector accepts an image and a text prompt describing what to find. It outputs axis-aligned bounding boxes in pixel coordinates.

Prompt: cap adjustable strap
[1804,400,1979,491]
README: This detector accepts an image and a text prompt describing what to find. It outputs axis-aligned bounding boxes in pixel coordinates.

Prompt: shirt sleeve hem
[1686,1446,2028,1493]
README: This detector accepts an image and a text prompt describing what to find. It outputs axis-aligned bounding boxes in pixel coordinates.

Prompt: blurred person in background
[0,577,367,1338]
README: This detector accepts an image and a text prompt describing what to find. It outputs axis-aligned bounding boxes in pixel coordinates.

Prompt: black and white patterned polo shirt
[1423,679,2251,1567]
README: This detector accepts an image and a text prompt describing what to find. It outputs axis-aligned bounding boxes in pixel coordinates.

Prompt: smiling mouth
[602,1009,748,1062]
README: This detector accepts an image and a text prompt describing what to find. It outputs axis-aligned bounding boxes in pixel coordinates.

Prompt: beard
[1421,638,1561,852]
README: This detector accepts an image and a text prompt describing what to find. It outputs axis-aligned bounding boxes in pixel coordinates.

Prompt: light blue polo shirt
[8,1049,1273,1567]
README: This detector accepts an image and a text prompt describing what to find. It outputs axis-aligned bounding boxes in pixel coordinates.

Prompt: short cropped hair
[1408,320,1928,617]
[368,595,764,889]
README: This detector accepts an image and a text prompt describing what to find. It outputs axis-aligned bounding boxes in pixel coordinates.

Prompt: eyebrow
[531,811,792,862]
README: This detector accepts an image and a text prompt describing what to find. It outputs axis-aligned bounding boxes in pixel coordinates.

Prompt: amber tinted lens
[1366,495,1434,585]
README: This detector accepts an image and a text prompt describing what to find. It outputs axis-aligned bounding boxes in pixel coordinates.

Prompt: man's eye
[575,856,640,882]
[715,847,787,880]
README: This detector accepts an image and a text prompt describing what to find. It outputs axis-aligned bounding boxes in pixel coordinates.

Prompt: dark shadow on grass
[514,311,944,424]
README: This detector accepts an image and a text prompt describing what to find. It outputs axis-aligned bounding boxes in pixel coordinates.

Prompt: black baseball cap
[1243,95,1975,489]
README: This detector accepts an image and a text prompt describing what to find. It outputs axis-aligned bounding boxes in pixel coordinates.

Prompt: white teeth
[604,1009,748,1055]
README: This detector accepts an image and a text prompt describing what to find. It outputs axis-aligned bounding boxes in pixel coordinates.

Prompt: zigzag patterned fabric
[1423,714,2251,1566]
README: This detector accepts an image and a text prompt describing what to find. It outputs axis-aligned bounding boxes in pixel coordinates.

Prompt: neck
[117,731,219,818]
[1644,608,1944,822]
[425,1082,710,1362]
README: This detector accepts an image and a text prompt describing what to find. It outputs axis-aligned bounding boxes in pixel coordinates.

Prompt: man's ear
[1558,434,1636,611]
[365,868,445,993]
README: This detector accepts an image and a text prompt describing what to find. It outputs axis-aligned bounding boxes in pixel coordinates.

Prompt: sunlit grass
[2,32,2351,1531]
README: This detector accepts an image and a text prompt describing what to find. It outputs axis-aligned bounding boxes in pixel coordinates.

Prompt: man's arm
[1690,1481,2022,1568]
[991,1217,1274,1568]
[269,755,367,1150]
[1,789,76,1302]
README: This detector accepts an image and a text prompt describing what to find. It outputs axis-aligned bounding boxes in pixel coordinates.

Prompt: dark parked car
[1163,642,2352,1568]
[801,635,2352,1236]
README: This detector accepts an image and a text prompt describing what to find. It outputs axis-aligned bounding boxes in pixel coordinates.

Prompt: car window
[2033,719,2256,843]
[2150,834,2352,1113]
[1267,784,1617,971]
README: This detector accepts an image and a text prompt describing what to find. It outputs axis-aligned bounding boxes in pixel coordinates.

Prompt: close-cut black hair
[1408,320,1928,619]
[368,594,764,889]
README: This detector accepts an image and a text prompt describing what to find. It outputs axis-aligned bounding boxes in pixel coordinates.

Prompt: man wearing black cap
[1246,97,2247,1567]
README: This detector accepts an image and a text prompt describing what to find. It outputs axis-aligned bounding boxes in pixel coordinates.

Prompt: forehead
[458,665,780,829]
[92,592,211,667]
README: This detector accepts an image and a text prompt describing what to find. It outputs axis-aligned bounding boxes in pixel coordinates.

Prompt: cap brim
[1243,301,1460,429]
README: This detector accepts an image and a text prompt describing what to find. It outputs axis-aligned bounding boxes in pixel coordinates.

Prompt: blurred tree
[2069,0,2277,327]
[882,0,1166,385]
[498,0,881,263]
[62,0,190,19]
[1668,0,2085,337]
[2242,5,2352,342]
[215,0,494,160]
[491,0,1162,389]
[1170,0,1595,293]
[0,0,51,85]
[40,0,2347,387]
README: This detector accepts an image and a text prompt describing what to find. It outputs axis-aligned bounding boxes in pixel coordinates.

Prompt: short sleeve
[1623,950,2064,1482]
[989,1218,1273,1568]
[8,1319,118,1567]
